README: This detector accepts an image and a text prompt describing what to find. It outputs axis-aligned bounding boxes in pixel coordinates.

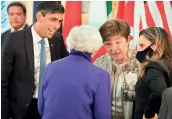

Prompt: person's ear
[36,11,43,22]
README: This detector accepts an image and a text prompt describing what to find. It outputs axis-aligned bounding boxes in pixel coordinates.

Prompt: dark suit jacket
[1,24,29,46]
[1,26,69,119]
[158,87,172,119]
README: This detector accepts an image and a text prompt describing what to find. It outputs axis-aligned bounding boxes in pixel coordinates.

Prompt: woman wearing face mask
[94,19,140,119]
[135,27,172,119]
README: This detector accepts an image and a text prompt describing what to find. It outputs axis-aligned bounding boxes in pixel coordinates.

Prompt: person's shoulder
[92,63,110,79]
[93,62,109,72]
[143,61,168,81]
[164,87,172,96]
[128,48,140,72]
[8,30,26,41]
[128,48,137,58]
[53,31,62,38]
[1,29,11,36]
[162,87,172,103]
[47,56,69,69]
[146,60,167,73]
[24,24,29,29]
[3,30,24,43]
[94,53,111,68]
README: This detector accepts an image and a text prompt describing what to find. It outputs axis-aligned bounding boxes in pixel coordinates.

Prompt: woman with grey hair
[38,25,111,119]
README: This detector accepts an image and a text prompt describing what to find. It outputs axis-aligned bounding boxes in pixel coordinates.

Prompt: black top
[134,61,172,119]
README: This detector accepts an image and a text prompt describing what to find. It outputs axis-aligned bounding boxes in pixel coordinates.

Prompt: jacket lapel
[24,26,34,75]
[48,37,55,61]
[24,24,29,29]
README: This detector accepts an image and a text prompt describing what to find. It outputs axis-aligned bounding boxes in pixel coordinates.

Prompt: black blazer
[158,87,172,119]
[1,26,69,119]
[1,24,29,46]
[134,61,171,119]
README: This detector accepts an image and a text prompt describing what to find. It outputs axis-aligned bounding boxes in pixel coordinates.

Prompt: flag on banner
[62,1,82,45]
[89,1,113,62]
[92,1,172,62]
[1,1,12,33]
[82,1,89,13]
[107,1,112,19]
[88,1,113,29]
[88,1,107,29]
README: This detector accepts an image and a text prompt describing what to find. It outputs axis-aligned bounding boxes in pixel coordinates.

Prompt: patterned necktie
[39,39,46,92]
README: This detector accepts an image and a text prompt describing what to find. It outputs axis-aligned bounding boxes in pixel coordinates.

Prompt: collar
[70,49,92,62]
[11,23,26,32]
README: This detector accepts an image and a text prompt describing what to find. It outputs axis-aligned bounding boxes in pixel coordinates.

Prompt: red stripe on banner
[129,35,133,41]
[116,1,126,19]
[139,18,143,31]
[62,1,82,45]
[144,2,156,26]
[92,46,106,62]
[123,1,134,26]
[156,1,171,37]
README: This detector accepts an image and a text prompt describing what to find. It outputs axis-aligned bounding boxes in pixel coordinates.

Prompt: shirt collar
[11,23,26,32]
[31,25,43,43]
[70,49,92,62]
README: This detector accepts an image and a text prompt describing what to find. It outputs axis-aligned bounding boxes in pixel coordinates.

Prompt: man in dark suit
[1,1,69,119]
[1,2,29,46]
[158,87,172,119]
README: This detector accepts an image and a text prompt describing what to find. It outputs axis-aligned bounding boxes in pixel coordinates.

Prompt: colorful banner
[1,1,11,33]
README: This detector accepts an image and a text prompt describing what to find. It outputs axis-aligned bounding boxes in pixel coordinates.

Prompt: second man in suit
[1,2,29,46]
[1,1,69,119]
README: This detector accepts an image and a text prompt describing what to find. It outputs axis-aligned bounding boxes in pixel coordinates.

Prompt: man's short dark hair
[37,1,65,16]
[7,2,26,15]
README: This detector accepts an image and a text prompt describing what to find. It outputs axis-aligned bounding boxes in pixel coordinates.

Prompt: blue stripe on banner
[33,1,41,23]
[1,1,11,33]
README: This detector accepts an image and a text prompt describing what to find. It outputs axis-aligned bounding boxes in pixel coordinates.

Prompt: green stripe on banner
[106,1,112,16]
[106,1,112,19]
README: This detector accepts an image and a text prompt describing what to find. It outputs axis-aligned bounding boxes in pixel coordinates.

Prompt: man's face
[37,12,63,38]
[8,6,26,30]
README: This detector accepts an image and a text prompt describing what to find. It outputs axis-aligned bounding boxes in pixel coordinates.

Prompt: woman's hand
[142,113,158,119]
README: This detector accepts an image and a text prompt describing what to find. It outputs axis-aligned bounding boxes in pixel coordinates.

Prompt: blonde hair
[138,27,172,78]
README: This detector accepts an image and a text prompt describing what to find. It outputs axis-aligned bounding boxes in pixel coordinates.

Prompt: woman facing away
[134,27,172,119]
[94,19,140,119]
[38,25,111,119]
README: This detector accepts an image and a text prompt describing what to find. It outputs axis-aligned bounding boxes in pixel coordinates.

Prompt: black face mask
[136,45,154,63]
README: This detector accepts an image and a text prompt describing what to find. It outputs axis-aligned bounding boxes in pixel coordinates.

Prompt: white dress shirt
[31,25,51,98]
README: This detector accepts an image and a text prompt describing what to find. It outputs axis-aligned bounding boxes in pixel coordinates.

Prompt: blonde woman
[135,27,172,119]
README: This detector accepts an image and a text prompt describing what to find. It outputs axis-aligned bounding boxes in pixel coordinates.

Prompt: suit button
[31,90,34,93]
